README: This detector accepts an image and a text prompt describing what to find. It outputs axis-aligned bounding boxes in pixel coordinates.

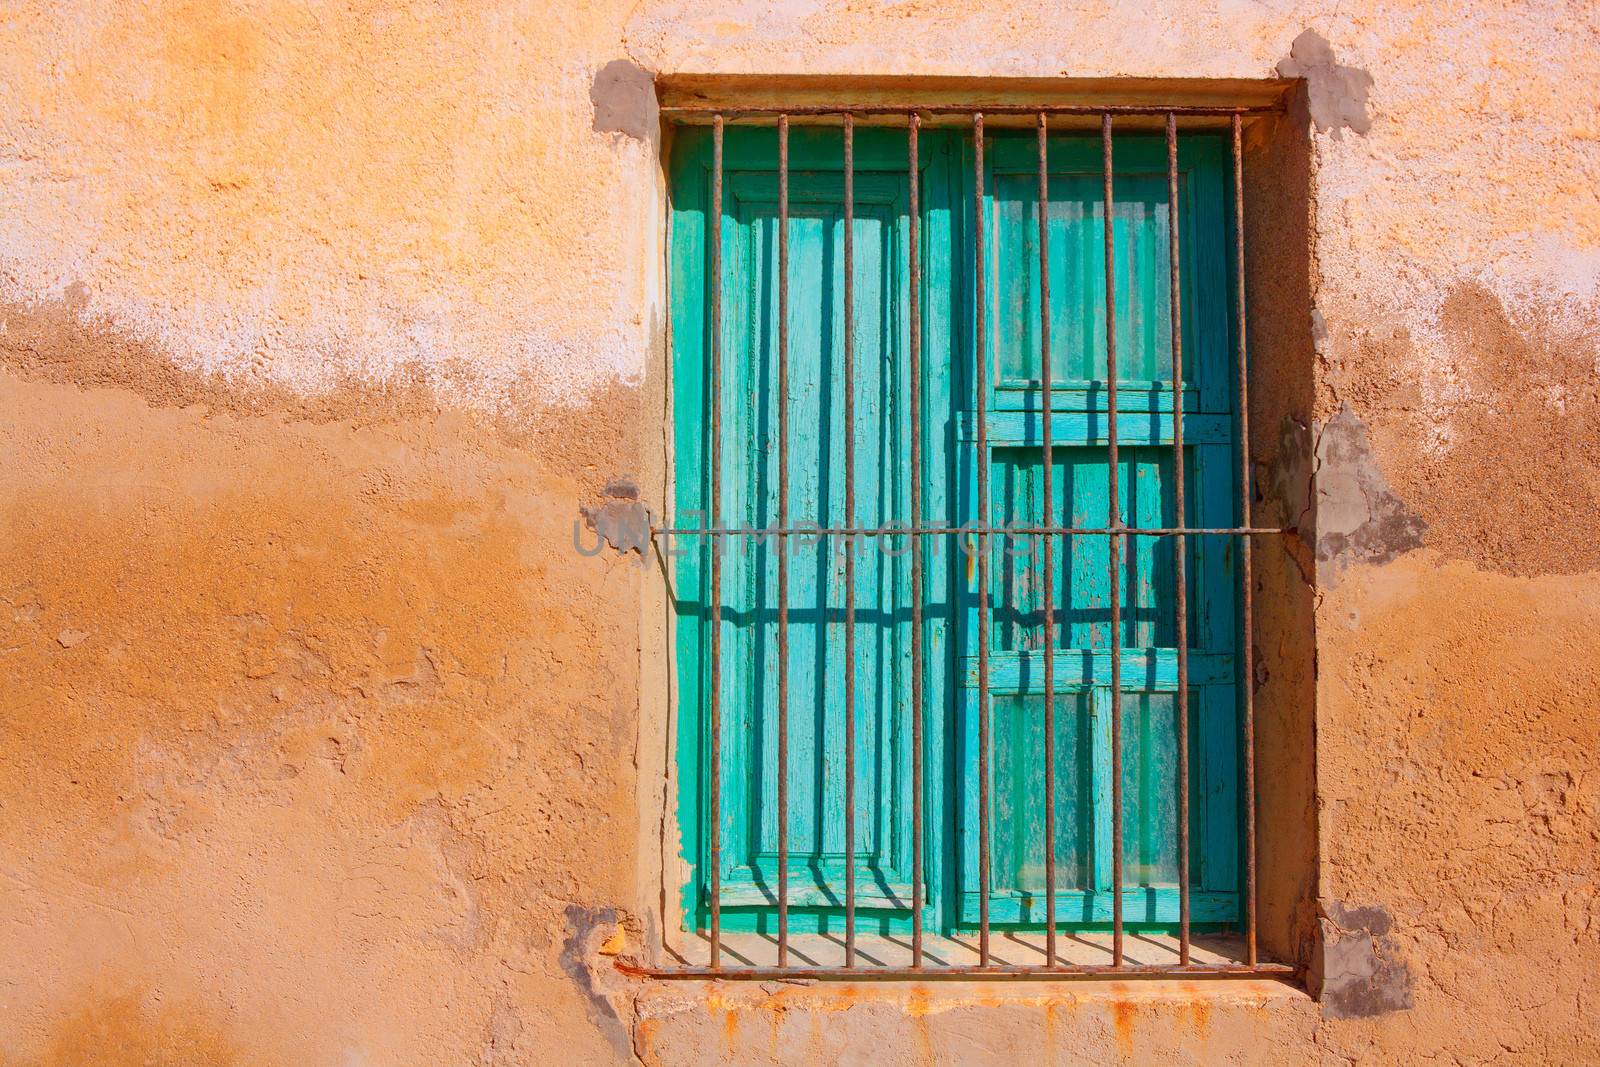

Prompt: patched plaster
[1275,29,1374,138]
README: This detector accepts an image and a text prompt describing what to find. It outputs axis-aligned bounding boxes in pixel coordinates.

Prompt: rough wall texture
[2,1,1597,1064]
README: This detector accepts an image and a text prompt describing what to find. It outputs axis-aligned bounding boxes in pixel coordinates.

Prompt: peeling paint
[0,4,657,415]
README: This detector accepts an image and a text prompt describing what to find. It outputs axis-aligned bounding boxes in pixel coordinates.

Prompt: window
[660,106,1285,978]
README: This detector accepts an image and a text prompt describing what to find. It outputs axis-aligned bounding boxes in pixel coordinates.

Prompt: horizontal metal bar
[661,104,1283,117]
[618,960,1299,982]
[652,525,1290,537]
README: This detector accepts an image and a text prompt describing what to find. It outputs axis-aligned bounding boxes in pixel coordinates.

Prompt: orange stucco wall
[2,2,1597,1063]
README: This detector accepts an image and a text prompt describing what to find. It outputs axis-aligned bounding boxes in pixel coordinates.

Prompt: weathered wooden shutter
[957,133,1240,926]
[670,126,1241,935]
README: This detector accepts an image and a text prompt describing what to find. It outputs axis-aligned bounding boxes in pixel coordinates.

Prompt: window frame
[654,104,1287,980]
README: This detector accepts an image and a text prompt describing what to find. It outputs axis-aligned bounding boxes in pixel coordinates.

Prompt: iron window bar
[1037,111,1059,968]
[974,110,993,965]
[644,106,1292,981]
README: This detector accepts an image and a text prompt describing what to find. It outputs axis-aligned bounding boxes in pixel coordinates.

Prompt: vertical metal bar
[776,112,792,967]
[1167,113,1191,966]
[1102,112,1124,968]
[842,112,858,968]
[974,111,992,967]
[709,114,725,971]
[907,111,927,969]
[1232,112,1258,968]
[1037,111,1058,969]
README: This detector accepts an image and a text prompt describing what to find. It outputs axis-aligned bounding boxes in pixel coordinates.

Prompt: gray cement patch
[591,59,657,144]
[559,904,630,1058]
[1276,30,1375,138]
[1311,404,1425,581]
[581,477,654,557]
[1315,901,1415,1019]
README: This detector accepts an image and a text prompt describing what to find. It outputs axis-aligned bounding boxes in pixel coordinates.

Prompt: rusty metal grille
[643,104,1294,981]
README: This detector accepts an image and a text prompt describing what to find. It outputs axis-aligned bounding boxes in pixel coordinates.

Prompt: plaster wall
[2,2,1597,1064]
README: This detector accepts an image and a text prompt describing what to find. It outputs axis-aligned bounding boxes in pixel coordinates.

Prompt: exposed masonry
[1276,30,1375,138]
[1314,902,1415,1019]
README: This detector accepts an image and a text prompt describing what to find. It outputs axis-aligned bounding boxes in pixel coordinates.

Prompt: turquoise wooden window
[669,124,1241,938]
